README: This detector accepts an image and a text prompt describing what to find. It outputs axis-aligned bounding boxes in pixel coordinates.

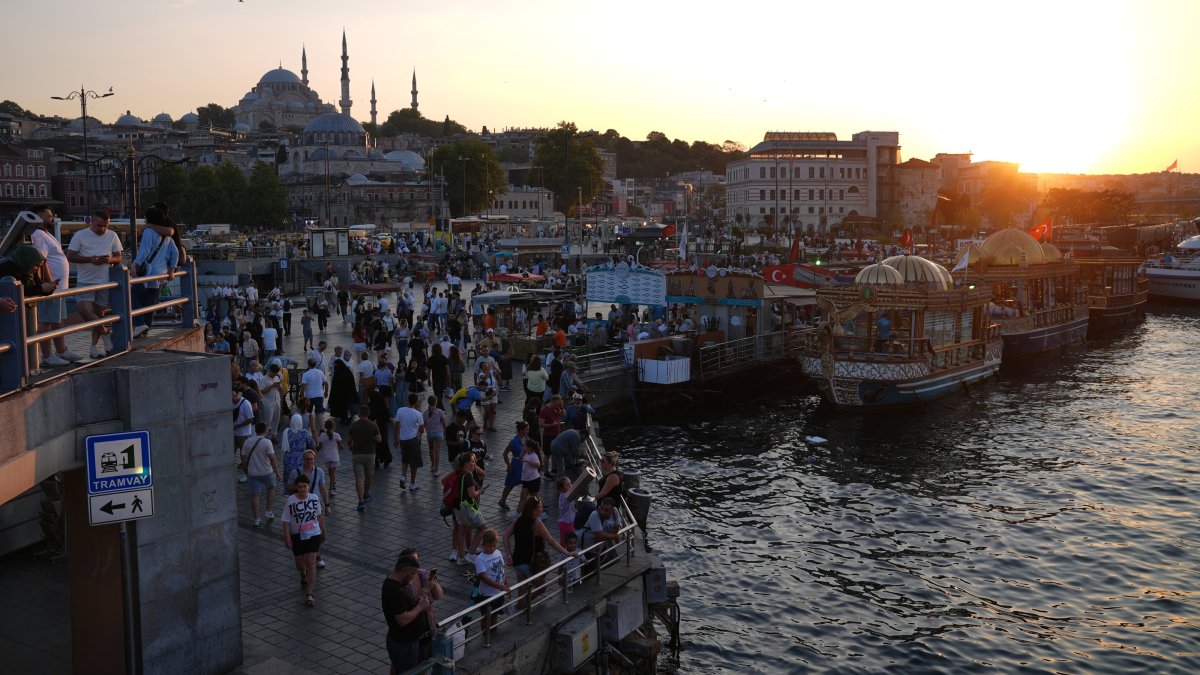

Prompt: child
[562,532,583,591]
[556,476,576,546]
[316,419,343,495]
[474,529,509,633]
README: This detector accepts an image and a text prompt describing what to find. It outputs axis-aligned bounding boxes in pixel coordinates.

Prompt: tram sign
[85,430,153,496]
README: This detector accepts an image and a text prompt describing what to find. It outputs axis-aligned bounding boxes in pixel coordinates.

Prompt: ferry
[1074,248,1148,329]
[952,228,1089,356]
[1140,228,1200,301]
[793,255,1002,407]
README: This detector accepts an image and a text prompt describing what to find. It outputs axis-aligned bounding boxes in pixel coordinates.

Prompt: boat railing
[1087,279,1150,309]
[0,259,200,396]
[696,331,790,375]
[188,245,283,261]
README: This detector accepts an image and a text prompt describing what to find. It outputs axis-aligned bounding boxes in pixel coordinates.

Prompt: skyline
[3,0,1197,176]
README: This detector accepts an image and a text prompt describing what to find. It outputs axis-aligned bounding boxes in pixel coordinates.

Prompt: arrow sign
[89,488,155,526]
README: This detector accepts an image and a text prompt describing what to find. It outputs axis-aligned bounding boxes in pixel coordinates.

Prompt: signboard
[88,488,155,526]
[86,430,153,495]
[586,261,667,307]
[279,258,289,270]
[561,244,570,257]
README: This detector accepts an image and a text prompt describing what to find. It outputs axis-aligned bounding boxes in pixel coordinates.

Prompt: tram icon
[100,452,119,473]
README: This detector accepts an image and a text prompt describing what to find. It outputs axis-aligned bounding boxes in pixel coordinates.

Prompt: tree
[428,139,506,217]
[257,119,275,131]
[179,166,228,225]
[196,103,235,130]
[0,100,36,118]
[215,162,248,225]
[531,122,605,216]
[144,163,188,216]
[242,162,288,229]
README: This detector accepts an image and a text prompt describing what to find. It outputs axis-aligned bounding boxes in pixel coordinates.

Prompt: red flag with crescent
[1029,218,1052,241]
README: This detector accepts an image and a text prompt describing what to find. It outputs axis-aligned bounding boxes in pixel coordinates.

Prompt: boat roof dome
[1040,242,1064,261]
[881,254,952,290]
[854,262,905,286]
[952,243,987,271]
[980,228,1045,265]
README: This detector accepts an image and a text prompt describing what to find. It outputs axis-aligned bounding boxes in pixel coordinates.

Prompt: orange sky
[5,0,1197,175]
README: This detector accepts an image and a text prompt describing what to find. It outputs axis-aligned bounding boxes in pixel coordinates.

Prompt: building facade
[0,145,52,218]
[725,130,900,234]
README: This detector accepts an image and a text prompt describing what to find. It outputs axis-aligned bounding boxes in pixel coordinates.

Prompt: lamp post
[52,85,114,213]
[323,141,331,226]
[80,145,189,249]
[456,155,468,217]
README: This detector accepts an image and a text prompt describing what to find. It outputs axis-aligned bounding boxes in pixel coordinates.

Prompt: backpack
[448,387,468,408]
[441,471,463,512]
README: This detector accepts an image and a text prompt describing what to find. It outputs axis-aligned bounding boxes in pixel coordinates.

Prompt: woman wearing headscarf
[369,387,394,469]
[1,245,57,371]
[279,414,316,482]
[328,355,359,425]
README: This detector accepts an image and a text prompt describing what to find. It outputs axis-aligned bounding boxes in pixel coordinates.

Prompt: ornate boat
[1073,247,1148,330]
[952,228,1089,356]
[793,255,1002,407]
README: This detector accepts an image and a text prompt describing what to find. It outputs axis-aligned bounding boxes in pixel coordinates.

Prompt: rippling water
[602,305,1200,674]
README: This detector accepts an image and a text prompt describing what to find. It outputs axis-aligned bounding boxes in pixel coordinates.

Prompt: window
[38,166,45,178]
[16,184,24,197]
[808,167,814,179]
[15,165,22,177]
[848,186,860,194]
[839,189,844,201]
[759,189,766,201]
[839,206,844,213]
[794,189,800,201]
[808,206,814,214]
[818,190,824,201]
[808,189,814,200]
[819,167,825,179]
[3,184,10,197]
[769,190,775,200]
[27,165,33,177]
[769,167,776,179]
[759,167,766,179]
[40,185,47,197]
[839,168,845,178]
[2,164,9,177]
[759,207,765,214]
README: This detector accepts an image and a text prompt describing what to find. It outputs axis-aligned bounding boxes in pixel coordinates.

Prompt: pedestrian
[474,529,509,634]
[130,207,179,339]
[451,452,487,564]
[259,363,283,440]
[393,394,425,491]
[348,406,381,512]
[65,210,122,357]
[28,205,83,367]
[424,394,447,477]
[233,388,256,483]
[369,388,394,469]
[316,418,343,497]
[448,345,465,392]
[382,555,438,672]
[503,497,577,609]
[301,309,314,349]
[556,476,576,546]
[282,298,293,336]
[282,473,325,608]
[240,422,278,527]
[279,413,316,481]
[497,421,529,513]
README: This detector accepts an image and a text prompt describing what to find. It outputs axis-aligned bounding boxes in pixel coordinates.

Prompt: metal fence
[576,348,626,376]
[695,330,790,377]
[0,259,200,395]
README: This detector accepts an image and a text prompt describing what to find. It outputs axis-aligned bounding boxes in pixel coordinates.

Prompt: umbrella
[493,250,515,257]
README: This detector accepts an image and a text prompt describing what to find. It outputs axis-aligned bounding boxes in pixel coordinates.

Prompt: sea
[602,303,1200,674]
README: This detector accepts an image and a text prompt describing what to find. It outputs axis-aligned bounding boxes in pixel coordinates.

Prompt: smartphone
[429,568,438,578]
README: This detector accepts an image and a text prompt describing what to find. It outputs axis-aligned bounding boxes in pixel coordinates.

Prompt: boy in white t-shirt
[65,212,123,357]
[474,529,509,632]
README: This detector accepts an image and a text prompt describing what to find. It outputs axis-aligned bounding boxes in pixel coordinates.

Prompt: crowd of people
[223,271,630,673]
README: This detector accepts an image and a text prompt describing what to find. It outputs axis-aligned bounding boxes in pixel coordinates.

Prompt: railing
[188,245,282,260]
[433,414,641,655]
[695,331,790,376]
[0,259,200,396]
[576,348,625,376]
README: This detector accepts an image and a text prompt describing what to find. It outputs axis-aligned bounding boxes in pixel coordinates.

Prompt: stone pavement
[233,282,549,674]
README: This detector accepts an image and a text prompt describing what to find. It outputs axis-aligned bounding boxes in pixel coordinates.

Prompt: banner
[586,261,667,307]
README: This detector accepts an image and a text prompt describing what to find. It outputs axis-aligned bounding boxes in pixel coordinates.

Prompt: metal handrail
[21,280,119,304]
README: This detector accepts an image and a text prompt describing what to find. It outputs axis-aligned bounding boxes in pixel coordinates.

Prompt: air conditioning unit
[555,612,599,673]
[600,585,645,642]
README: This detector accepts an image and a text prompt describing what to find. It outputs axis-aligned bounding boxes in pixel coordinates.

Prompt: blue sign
[86,430,153,496]
[279,258,289,270]
[561,244,570,257]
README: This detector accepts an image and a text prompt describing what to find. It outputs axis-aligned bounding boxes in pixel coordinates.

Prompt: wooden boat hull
[800,343,1002,407]
[999,316,1088,356]
[1088,301,1146,331]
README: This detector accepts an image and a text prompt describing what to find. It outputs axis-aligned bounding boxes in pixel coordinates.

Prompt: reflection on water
[603,305,1200,674]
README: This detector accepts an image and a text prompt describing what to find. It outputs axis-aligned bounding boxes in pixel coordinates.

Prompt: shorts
[400,438,422,467]
[478,593,505,616]
[427,431,444,442]
[248,473,275,494]
[308,397,326,413]
[352,453,376,478]
[290,532,322,556]
[234,435,251,453]
[76,285,111,306]
[521,478,541,493]
[36,296,65,324]
[514,563,532,577]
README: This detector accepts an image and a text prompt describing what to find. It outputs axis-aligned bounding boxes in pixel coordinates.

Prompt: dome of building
[347,173,369,183]
[855,263,905,286]
[258,67,302,86]
[979,228,1044,266]
[882,255,952,290]
[1040,242,1063,261]
[153,112,173,124]
[367,149,385,160]
[180,112,199,123]
[343,149,362,159]
[304,112,365,135]
[384,149,425,172]
[952,243,987,272]
[287,100,305,110]
[69,116,104,130]
[233,122,251,133]
[115,111,142,126]
[242,92,261,103]
[309,147,328,160]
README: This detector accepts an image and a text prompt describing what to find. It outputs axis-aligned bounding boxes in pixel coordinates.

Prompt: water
[602,305,1200,673]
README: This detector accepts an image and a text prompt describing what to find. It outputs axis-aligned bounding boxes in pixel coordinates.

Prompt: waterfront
[604,304,1200,673]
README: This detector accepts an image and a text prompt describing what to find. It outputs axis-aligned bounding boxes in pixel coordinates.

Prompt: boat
[1073,247,1148,330]
[952,228,1089,356]
[1140,224,1200,301]
[793,255,1002,407]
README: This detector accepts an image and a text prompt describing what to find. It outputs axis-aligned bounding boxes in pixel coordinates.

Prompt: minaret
[411,70,419,111]
[301,45,308,87]
[370,80,377,128]
[339,30,352,116]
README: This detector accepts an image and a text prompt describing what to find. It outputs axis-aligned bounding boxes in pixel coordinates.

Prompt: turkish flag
[1029,219,1052,241]
[661,223,676,238]
[900,230,913,250]
[1165,159,1178,172]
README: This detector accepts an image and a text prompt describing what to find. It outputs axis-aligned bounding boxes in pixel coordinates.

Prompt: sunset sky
[5,0,1197,175]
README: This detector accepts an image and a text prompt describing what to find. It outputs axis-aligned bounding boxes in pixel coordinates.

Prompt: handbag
[135,235,168,277]
[238,437,264,474]
[461,502,484,529]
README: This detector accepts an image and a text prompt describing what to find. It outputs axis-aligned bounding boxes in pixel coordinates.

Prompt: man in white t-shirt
[29,206,83,366]
[301,358,329,434]
[66,211,123,358]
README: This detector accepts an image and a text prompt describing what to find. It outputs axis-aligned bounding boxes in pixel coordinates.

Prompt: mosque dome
[69,116,104,130]
[310,147,328,160]
[347,173,369,183]
[1040,242,1063,261]
[304,112,365,135]
[882,254,952,290]
[287,100,305,110]
[343,149,362,159]
[979,228,1045,266]
[153,112,173,124]
[242,92,261,103]
[233,122,251,133]
[367,149,385,160]
[115,111,142,126]
[855,263,905,286]
[384,149,425,172]
[258,68,302,86]
[180,112,199,123]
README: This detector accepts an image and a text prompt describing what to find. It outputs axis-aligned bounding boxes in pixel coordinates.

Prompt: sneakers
[59,351,84,363]
[102,334,114,352]
[43,353,70,367]
[356,501,365,511]
[89,345,107,359]
[409,483,420,492]
[253,518,262,527]
[132,324,150,338]
[498,500,510,512]
[317,559,326,569]
[238,472,248,483]
[464,553,477,565]
[456,555,468,566]
[449,550,458,562]
[264,511,276,522]
[365,493,374,503]
[329,486,336,494]
[398,479,407,490]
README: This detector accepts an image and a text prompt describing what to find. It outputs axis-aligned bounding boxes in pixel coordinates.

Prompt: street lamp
[51,85,114,213]
[456,155,468,217]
